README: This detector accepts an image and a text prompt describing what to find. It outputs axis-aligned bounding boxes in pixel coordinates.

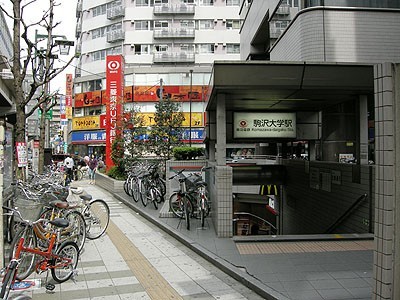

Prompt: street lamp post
[189,69,193,146]
[34,29,73,173]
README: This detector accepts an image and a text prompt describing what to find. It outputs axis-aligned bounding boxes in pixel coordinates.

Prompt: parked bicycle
[1,207,79,299]
[169,167,211,229]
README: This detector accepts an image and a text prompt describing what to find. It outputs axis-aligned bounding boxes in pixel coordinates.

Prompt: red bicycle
[1,206,79,299]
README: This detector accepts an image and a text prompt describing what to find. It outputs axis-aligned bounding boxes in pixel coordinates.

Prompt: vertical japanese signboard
[65,74,73,119]
[105,55,124,169]
[16,142,28,167]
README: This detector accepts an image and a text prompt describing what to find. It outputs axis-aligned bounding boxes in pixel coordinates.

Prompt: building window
[136,0,149,6]
[134,44,150,55]
[154,45,169,52]
[107,46,122,55]
[199,0,213,6]
[198,44,214,54]
[92,4,107,17]
[155,0,169,5]
[181,0,195,3]
[198,20,214,29]
[135,21,149,30]
[154,20,169,29]
[226,20,241,29]
[86,107,103,116]
[226,44,240,54]
[180,20,195,28]
[91,27,107,39]
[226,0,239,5]
[92,46,122,61]
[93,50,106,61]
[180,44,194,52]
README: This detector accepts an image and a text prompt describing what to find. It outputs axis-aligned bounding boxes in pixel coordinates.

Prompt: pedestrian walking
[63,154,74,185]
[88,154,98,184]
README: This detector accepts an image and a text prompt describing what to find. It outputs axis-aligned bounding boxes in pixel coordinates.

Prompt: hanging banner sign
[16,142,28,167]
[65,74,73,119]
[233,112,296,138]
[105,55,124,169]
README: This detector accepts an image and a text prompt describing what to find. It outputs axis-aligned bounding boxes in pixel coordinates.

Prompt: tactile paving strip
[236,240,374,255]
[107,220,183,299]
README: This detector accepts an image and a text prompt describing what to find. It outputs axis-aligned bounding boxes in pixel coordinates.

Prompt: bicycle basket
[13,197,44,221]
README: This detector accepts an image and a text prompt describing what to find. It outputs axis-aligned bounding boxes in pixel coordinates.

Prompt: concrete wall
[270,8,400,63]
[239,0,280,60]
[281,159,374,235]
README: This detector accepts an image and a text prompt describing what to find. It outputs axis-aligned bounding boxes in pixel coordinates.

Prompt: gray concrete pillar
[373,62,399,300]
[216,93,226,166]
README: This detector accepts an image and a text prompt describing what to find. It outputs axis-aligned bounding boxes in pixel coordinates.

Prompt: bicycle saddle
[49,218,69,228]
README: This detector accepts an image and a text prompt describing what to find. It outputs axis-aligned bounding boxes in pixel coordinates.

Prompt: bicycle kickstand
[44,271,56,293]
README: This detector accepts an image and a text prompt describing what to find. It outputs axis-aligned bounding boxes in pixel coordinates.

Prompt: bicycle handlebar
[2,206,47,225]
[169,169,185,180]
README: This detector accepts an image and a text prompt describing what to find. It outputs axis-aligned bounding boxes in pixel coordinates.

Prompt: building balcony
[107,29,125,43]
[153,4,195,15]
[153,28,195,39]
[276,5,290,15]
[107,6,125,19]
[153,52,195,63]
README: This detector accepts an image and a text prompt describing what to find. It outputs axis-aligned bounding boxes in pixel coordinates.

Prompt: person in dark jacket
[88,154,98,184]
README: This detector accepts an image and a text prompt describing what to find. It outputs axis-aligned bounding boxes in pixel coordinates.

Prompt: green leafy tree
[148,98,185,160]
[110,134,125,171]
[120,108,147,170]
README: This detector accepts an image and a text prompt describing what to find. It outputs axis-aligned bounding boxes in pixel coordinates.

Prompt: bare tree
[0,0,75,175]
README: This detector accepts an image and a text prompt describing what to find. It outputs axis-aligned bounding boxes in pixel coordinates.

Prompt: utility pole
[189,69,193,146]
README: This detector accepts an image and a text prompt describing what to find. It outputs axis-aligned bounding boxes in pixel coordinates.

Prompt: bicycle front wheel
[83,199,110,240]
[169,192,183,218]
[0,261,18,299]
[65,211,87,253]
[150,187,158,210]
[124,175,133,196]
[140,180,149,207]
[10,227,37,281]
[51,241,79,283]
[131,179,140,202]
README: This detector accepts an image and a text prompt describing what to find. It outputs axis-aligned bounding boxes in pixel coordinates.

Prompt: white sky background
[1,0,77,94]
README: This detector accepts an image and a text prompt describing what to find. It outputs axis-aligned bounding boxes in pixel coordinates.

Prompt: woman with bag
[88,154,98,184]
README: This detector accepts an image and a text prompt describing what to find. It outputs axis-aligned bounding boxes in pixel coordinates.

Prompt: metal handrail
[325,193,368,234]
[233,212,277,234]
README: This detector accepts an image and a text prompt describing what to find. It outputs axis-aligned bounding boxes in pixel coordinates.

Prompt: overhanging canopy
[206,61,374,112]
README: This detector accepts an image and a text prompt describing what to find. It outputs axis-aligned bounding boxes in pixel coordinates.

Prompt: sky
[1,0,77,94]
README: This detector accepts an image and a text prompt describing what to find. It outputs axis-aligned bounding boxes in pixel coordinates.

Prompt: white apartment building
[71,0,241,154]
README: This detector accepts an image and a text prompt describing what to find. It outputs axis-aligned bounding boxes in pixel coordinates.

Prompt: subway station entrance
[204,61,375,238]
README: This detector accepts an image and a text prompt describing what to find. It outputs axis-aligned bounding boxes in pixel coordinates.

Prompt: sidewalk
[110,183,374,300]
[4,180,265,300]
[4,180,373,300]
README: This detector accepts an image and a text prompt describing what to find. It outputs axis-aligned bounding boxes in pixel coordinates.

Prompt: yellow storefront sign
[137,112,203,127]
[72,116,101,130]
